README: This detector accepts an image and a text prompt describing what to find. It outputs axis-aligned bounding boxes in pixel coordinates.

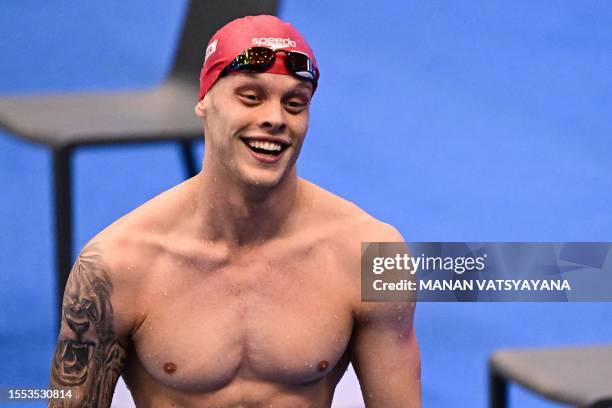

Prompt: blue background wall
[1,1,611,406]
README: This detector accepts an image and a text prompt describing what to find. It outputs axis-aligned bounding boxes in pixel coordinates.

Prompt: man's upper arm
[49,242,130,407]
[350,301,420,407]
[350,223,421,407]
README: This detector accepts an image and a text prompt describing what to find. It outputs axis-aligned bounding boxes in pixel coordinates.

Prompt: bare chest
[129,245,356,393]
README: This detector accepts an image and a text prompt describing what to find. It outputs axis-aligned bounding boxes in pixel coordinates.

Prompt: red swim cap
[198,15,318,100]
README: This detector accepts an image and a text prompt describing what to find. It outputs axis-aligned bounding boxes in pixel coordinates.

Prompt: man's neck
[193,167,299,246]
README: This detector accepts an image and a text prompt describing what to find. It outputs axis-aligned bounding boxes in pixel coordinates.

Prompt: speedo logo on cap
[251,37,297,50]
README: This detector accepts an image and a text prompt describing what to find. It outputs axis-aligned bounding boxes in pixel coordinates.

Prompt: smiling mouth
[241,138,289,157]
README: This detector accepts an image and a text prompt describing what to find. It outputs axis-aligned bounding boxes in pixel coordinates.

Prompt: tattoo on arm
[49,243,127,408]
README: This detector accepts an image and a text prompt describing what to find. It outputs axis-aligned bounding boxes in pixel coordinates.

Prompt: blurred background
[1,1,611,407]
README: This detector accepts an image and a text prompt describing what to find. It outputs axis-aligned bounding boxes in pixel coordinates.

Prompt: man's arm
[48,242,129,407]
[350,301,420,407]
[350,227,421,407]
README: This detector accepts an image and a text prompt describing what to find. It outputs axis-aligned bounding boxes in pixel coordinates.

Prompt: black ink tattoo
[49,243,126,408]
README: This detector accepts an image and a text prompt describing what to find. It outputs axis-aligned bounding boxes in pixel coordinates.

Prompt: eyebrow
[234,73,314,93]
[294,81,314,93]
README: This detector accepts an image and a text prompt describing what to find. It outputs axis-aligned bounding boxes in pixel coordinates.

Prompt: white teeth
[247,140,282,152]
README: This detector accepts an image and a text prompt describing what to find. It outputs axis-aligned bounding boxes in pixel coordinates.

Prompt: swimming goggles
[221,47,319,86]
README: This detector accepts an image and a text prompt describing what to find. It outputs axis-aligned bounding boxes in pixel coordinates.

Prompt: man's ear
[194,98,206,118]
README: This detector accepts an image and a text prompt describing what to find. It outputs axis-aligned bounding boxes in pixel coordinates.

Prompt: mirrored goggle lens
[229,47,275,70]
[285,52,317,81]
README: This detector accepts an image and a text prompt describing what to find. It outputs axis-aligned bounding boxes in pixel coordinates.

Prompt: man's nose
[258,101,287,134]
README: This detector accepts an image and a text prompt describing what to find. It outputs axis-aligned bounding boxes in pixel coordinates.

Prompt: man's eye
[285,100,307,112]
[240,94,259,103]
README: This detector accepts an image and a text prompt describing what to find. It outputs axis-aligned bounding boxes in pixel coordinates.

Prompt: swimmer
[48,15,420,407]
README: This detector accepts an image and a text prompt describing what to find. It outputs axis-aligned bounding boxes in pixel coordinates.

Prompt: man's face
[195,72,313,189]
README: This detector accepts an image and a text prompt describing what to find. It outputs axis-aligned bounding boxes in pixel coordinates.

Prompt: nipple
[164,362,177,374]
[317,360,329,372]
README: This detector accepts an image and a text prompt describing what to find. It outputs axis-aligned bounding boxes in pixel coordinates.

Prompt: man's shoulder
[81,225,154,287]
[83,178,196,277]
[299,179,404,242]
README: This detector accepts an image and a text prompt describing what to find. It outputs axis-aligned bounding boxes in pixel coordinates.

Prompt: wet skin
[48,73,420,407]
